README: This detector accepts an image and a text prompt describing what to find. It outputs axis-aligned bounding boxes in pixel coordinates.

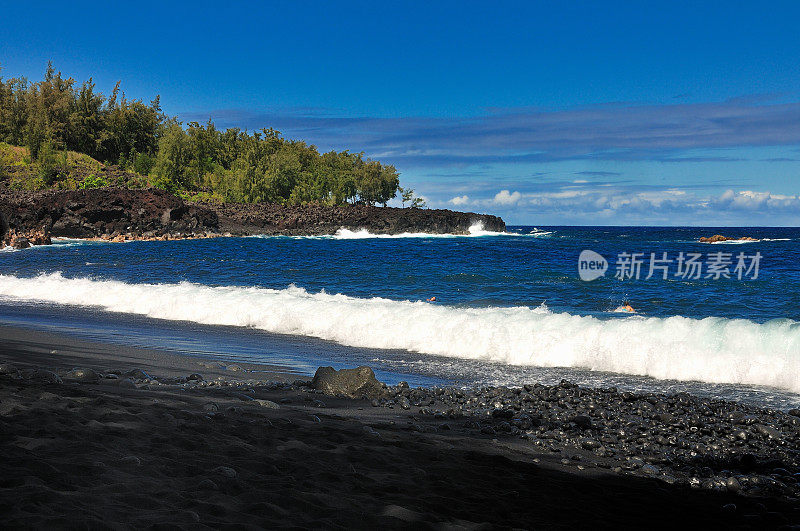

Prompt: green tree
[151,123,191,192]
[399,186,414,208]
[0,62,408,206]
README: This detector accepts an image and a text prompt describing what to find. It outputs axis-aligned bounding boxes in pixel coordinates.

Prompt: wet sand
[1,325,798,529]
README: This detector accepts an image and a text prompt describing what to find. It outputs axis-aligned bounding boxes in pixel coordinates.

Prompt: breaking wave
[255,222,524,239]
[1,272,799,392]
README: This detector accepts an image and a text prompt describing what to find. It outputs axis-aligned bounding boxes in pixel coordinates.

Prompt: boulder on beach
[311,366,386,399]
[24,369,63,384]
[64,368,101,383]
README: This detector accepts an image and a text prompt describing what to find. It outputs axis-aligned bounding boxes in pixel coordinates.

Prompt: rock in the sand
[63,368,100,383]
[25,369,62,384]
[125,368,152,380]
[38,391,61,401]
[363,426,381,438]
[571,415,593,430]
[118,378,137,389]
[213,466,238,479]
[311,366,386,399]
[197,479,219,490]
[187,373,204,381]
[382,505,424,523]
[641,464,660,476]
[721,503,737,514]
[0,363,17,375]
[121,455,141,466]
[203,402,220,412]
[254,399,280,409]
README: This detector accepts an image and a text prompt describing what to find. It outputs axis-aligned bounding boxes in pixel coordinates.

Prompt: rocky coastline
[0,187,505,248]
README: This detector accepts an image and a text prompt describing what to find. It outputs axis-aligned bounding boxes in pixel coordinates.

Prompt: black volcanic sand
[1,326,799,529]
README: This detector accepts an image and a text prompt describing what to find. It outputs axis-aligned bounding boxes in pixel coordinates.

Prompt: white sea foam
[330,226,504,239]
[255,222,523,239]
[1,272,799,392]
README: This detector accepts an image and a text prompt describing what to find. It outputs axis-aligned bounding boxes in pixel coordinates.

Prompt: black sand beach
[1,324,799,529]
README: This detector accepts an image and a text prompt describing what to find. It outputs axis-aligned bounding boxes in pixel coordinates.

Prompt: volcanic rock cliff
[205,200,506,236]
[0,188,505,246]
[0,188,218,246]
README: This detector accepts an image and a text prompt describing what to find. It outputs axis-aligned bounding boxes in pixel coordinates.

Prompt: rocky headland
[205,200,505,236]
[0,188,505,248]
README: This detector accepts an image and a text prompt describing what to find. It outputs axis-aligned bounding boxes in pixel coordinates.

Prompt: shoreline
[1,324,799,527]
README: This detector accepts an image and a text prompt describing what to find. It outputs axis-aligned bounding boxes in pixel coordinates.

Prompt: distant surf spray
[1,272,799,393]
[254,221,521,239]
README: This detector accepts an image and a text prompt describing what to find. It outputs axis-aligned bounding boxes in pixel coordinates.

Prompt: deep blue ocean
[1,225,799,409]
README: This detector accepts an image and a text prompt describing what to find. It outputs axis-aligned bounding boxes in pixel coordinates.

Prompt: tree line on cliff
[0,63,406,206]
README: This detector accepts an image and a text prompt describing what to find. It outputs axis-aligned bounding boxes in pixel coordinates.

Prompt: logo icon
[578,250,608,281]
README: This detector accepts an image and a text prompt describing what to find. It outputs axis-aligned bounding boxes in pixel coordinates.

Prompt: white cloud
[714,189,800,211]
[449,195,470,206]
[493,190,522,205]
[456,183,800,224]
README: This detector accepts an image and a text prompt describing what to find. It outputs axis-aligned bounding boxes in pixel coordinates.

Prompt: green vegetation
[0,63,401,205]
[398,186,426,208]
[78,173,109,189]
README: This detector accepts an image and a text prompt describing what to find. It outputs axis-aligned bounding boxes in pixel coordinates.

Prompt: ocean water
[1,225,799,409]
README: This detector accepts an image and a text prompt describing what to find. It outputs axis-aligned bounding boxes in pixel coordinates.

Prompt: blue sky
[2,1,799,225]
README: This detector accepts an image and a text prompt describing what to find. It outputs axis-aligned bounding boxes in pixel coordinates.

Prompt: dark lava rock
[311,366,386,399]
[24,369,62,384]
[213,466,238,479]
[205,201,505,236]
[63,367,100,383]
[1,188,505,244]
[120,455,141,466]
[125,368,152,380]
[571,415,593,430]
[117,378,137,389]
[0,188,218,242]
[254,399,281,409]
[491,408,515,419]
[197,479,219,491]
[364,378,800,500]
[721,503,737,514]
